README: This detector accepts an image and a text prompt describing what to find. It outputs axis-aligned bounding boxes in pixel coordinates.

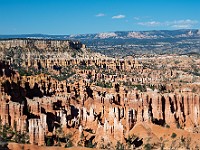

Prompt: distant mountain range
[1,29,200,56]
[1,29,200,40]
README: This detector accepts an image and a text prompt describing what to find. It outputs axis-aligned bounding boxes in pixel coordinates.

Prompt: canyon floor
[7,122,200,149]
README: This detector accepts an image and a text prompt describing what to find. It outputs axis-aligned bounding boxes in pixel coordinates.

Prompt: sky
[0,0,200,35]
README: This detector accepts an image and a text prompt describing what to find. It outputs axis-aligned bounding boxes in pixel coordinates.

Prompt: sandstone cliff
[0,39,86,51]
[0,39,200,149]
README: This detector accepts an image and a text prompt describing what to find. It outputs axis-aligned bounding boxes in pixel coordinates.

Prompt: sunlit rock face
[0,39,200,149]
[0,39,86,50]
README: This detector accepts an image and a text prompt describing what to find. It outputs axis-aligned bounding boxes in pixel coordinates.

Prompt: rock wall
[0,39,86,51]
[0,46,200,148]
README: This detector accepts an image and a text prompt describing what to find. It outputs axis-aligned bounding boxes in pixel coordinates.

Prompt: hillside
[1,29,200,56]
[0,39,94,79]
[0,37,200,149]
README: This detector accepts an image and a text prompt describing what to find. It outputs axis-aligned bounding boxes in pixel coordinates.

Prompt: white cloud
[112,14,125,19]
[170,19,198,28]
[133,17,140,20]
[171,24,191,28]
[138,19,198,28]
[96,13,105,17]
[133,16,151,20]
[138,21,161,26]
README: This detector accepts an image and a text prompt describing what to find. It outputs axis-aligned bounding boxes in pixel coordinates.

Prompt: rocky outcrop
[0,39,86,51]
[0,40,200,149]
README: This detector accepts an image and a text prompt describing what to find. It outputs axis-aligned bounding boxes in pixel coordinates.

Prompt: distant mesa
[0,39,86,51]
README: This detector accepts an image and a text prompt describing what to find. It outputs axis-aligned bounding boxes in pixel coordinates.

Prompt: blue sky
[0,0,200,35]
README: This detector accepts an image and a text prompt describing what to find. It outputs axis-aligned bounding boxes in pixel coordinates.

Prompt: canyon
[0,39,200,149]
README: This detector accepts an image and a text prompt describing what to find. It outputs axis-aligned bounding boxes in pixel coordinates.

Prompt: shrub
[96,81,112,88]
[116,141,124,150]
[85,140,96,148]
[144,143,151,150]
[165,124,170,128]
[181,136,185,144]
[65,140,73,148]
[176,122,181,129]
[171,133,177,139]
[46,138,51,146]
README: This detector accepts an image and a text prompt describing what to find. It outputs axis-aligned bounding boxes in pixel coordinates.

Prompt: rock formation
[0,39,200,149]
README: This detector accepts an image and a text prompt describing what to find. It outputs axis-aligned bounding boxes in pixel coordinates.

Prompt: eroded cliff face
[0,39,200,149]
[0,39,88,72]
[0,39,86,51]
[0,58,200,149]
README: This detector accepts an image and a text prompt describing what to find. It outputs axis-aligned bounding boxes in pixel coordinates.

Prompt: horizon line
[0,28,199,36]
